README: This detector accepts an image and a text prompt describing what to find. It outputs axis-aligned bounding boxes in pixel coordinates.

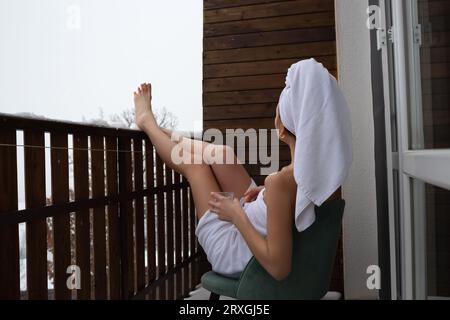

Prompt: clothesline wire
[0,142,259,153]
[0,143,147,154]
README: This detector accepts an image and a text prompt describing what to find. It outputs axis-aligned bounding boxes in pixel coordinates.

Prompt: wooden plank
[205,0,296,11]
[421,30,450,48]
[427,15,450,32]
[204,88,282,106]
[204,11,335,37]
[133,138,146,292]
[0,182,188,226]
[91,136,107,299]
[159,280,167,300]
[188,260,195,294]
[24,130,47,299]
[155,156,166,276]
[422,78,450,95]
[204,117,277,130]
[204,73,286,92]
[189,188,197,255]
[425,46,450,63]
[167,276,175,300]
[174,172,182,267]
[204,0,333,23]
[422,93,450,111]
[421,62,450,79]
[182,263,190,297]
[204,56,336,78]
[428,0,450,17]
[252,176,266,185]
[118,137,135,298]
[204,59,294,78]
[204,103,276,120]
[175,271,183,299]
[105,136,121,299]
[165,166,174,272]
[204,41,336,65]
[50,132,71,300]
[145,140,156,284]
[424,126,450,148]
[204,26,335,51]
[182,177,189,261]
[73,134,91,300]
[0,128,20,299]
[0,114,146,140]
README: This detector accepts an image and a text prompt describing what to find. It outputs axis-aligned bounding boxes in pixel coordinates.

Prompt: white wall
[335,0,380,299]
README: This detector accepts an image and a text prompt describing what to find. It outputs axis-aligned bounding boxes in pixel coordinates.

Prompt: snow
[14,112,49,120]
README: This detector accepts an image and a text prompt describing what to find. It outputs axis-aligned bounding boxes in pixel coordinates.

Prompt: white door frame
[383,0,450,300]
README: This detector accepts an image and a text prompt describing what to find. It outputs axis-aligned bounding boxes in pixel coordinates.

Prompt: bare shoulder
[264,168,297,199]
[264,168,296,219]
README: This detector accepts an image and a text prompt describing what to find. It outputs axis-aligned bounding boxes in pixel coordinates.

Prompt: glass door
[386,0,450,299]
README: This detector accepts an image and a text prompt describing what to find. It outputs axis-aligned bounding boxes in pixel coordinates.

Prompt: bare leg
[161,128,253,199]
[134,83,221,219]
[161,128,208,157]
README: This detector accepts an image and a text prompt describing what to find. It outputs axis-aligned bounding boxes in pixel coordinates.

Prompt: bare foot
[134,83,156,130]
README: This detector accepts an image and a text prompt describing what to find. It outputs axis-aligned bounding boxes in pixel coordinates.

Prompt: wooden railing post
[165,165,174,299]
[106,136,121,299]
[182,176,189,262]
[155,156,166,278]
[91,135,107,299]
[174,172,182,267]
[0,128,20,299]
[50,132,71,300]
[189,188,197,256]
[118,137,134,299]
[174,172,183,297]
[73,134,91,300]
[145,140,156,296]
[133,138,146,292]
[24,130,48,300]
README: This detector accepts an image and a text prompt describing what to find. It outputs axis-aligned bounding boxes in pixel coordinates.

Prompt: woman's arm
[210,174,295,281]
[236,175,294,280]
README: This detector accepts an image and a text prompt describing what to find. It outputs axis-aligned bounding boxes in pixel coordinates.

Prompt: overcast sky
[0,0,203,131]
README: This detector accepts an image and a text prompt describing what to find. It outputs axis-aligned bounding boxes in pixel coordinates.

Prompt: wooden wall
[202,0,343,294]
[203,0,337,184]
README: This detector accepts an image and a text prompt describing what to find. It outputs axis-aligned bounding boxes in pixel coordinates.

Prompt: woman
[134,58,352,281]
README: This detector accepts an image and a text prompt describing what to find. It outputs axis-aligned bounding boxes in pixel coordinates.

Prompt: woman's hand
[209,192,245,224]
[243,186,265,203]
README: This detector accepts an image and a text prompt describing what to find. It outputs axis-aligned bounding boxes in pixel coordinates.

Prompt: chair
[201,199,345,300]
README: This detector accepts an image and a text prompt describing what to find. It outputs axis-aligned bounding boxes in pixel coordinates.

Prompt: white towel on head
[278,58,353,232]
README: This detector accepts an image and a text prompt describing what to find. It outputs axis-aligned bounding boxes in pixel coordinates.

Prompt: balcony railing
[0,114,206,300]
